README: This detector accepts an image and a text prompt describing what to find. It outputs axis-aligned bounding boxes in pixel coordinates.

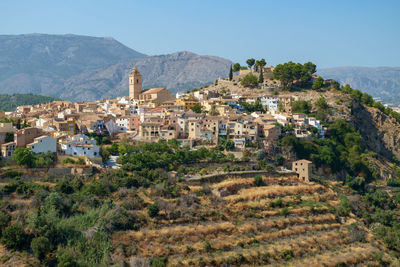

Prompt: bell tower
[129,67,142,99]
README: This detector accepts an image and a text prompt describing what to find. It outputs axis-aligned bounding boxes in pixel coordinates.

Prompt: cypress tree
[258,68,264,84]
[229,65,233,81]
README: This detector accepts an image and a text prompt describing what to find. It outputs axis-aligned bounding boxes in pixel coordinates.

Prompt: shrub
[1,224,29,250]
[0,210,11,233]
[336,195,351,216]
[102,206,139,232]
[240,73,258,87]
[387,178,400,187]
[347,223,366,243]
[281,249,294,260]
[346,176,365,193]
[254,175,263,187]
[280,207,289,217]
[269,198,284,208]
[147,204,160,218]
[203,240,213,253]
[3,170,23,178]
[57,249,78,267]
[31,236,51,260]
[150,257,168,267]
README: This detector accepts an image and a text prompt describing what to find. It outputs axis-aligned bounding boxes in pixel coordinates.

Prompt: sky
[0,0,399,68]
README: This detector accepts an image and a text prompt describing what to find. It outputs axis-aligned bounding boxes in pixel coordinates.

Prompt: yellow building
[176,96,200,111]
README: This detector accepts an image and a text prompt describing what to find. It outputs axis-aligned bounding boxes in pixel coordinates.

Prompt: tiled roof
[141,88,166,94]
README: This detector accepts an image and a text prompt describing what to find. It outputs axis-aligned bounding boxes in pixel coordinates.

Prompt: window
[94,152,97,156]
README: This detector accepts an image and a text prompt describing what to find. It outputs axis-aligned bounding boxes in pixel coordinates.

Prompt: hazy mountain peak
[0,34,232,101]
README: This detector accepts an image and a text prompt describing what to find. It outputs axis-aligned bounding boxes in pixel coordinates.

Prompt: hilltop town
[0,62,326,174]
[2,59,400,266]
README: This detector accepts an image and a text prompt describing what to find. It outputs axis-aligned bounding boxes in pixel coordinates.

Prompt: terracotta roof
[147,107,166,113]
[141,88,166,94]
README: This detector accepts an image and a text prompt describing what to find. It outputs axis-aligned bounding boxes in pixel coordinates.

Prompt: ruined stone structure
[292,159,312,182]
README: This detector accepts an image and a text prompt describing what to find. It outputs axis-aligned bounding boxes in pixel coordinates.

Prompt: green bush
[57,249,78,267]
[102,206,139,232]
[31,236,51,260]
[336,195,351,216]
[240,73,258,87]
[387,178,400,187]
[1,224,29,250]
[3,170,23,178]
[254,175,264,187]
[269,198,284,208]
[147,204,160,218]
[280,207,289,217]
[0,210,11,233]
[203,240,213,253]
[150,256,168,267]
[280,249,294,260]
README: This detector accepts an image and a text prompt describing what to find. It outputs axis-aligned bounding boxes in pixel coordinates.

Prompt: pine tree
[229,65,233,81]
[258,68,264,84]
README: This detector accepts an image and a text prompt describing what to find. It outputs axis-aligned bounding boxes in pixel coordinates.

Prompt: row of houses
[0,123,99,159]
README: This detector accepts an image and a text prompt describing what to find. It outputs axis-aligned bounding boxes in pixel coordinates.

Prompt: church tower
[129,67,142,99]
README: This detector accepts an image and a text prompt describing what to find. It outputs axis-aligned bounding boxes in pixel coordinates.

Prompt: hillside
[317,66,400,105]
[0,93,59,111]
[0,141,397,266]
[0,34,231,101]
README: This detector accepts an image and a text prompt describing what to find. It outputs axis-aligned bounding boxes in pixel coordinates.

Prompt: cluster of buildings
[0,67,326,163]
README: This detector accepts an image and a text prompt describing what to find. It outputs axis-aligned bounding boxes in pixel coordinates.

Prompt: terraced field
[112,174,393,266]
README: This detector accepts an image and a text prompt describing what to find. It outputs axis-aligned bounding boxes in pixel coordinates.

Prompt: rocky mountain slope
[60,51,231,101]
[0,34,231,101]
[318,66,400,105]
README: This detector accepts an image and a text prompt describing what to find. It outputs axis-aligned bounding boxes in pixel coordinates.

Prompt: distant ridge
[318,66,400,105]
[0,93,60,111]
[0,34,231,101]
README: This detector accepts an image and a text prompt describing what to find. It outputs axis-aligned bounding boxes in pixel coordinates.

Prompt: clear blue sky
[1,0,399,68]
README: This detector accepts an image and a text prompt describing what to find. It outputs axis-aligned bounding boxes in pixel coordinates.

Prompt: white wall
[28,136,57,153]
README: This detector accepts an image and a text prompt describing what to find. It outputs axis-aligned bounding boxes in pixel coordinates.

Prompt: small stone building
[292,159,312,182]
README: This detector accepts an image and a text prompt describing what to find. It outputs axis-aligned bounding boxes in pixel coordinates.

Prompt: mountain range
[0,34,231,101]
[0,34,399,104]
[317,66,400,105]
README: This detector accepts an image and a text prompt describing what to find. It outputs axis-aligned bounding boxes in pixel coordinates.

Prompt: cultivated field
[111,174,393,266]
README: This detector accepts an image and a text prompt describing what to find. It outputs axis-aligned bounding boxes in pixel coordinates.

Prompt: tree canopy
[232,63,241,72]
[240,73,258,88]
[272,61,316,89]
[246,58,255,69]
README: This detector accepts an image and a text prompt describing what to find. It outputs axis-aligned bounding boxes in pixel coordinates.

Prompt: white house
[60,134,100,158]
[35,118,48,128]
[307,118,325,136]
[27,135,57,154]
[115,117,128,132]
[261,97,279,114]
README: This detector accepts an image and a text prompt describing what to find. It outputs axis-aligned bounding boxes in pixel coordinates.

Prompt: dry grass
[229,191,336,212]
[116,213,337,247]
[169,228,350,266]
[213,176,300,190]
[118,214,340,257]
[285,243,379,267]
[225,184,326,203]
